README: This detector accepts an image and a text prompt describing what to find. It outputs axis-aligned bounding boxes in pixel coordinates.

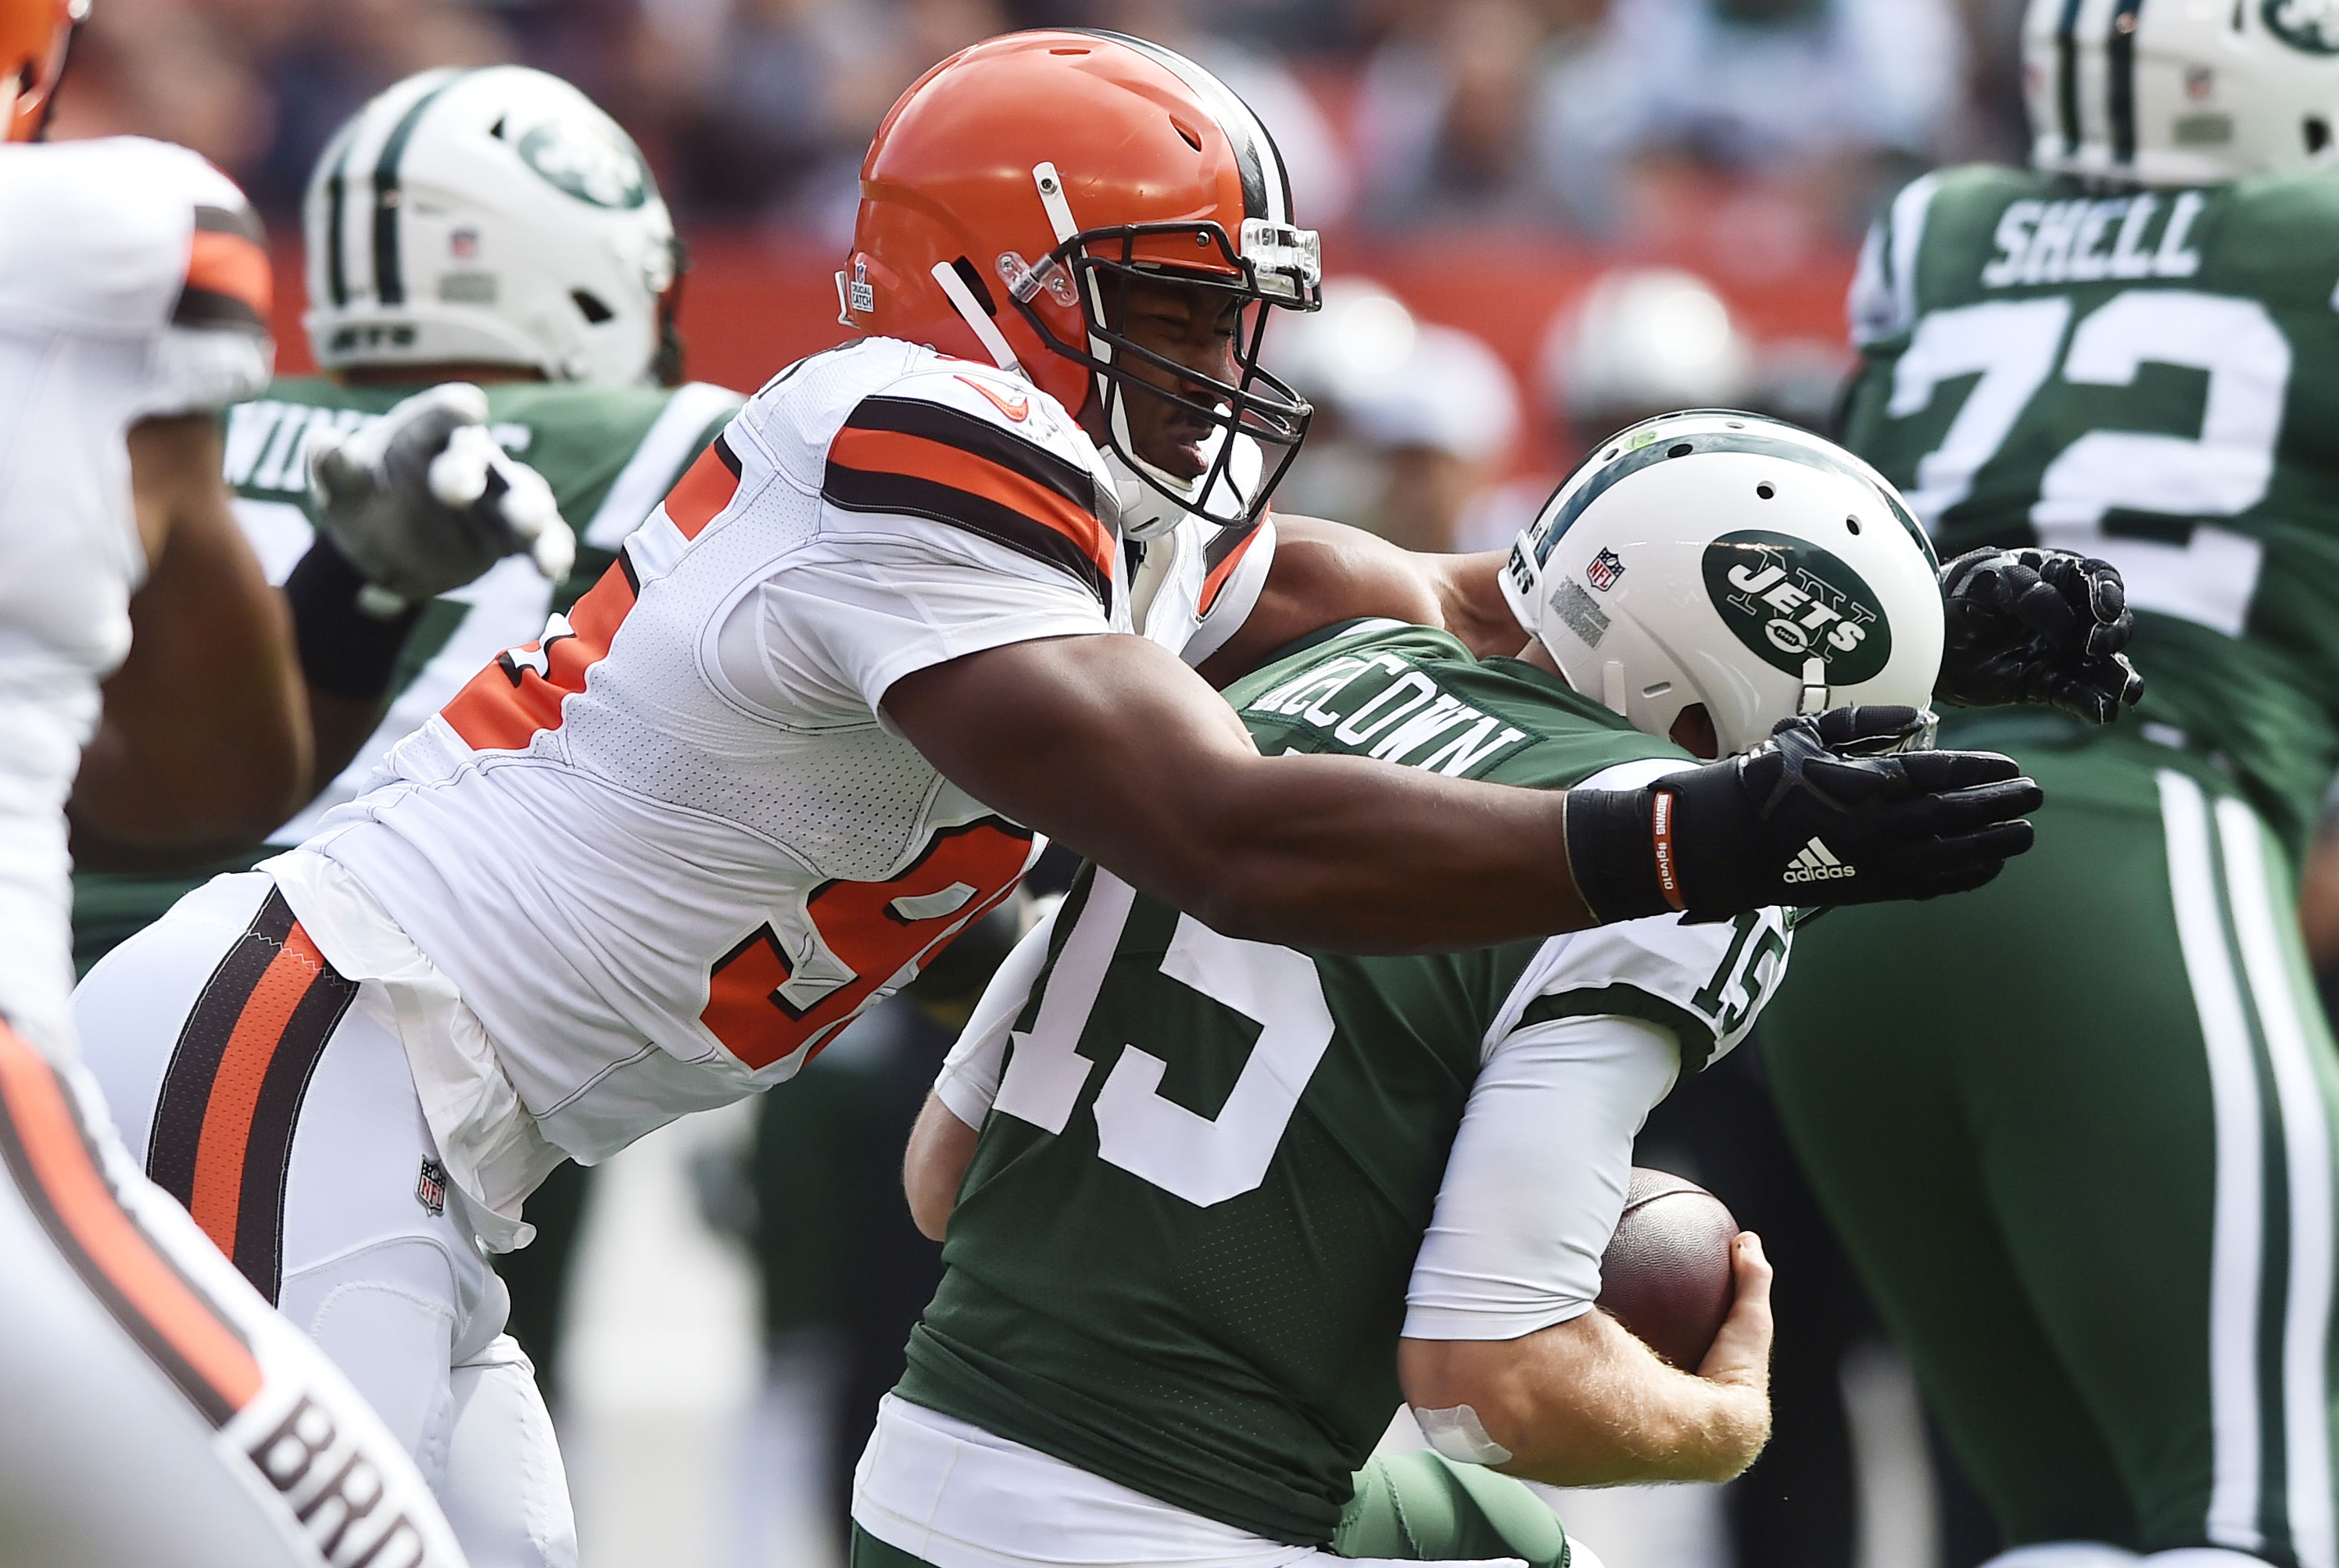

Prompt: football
[1596,1167,1741,1370]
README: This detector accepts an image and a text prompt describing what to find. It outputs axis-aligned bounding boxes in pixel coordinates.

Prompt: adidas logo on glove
[1782,837,1854,884]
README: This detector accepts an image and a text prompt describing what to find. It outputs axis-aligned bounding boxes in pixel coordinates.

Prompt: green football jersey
[70,376,741,966]
[896,622,1792,1545]
[1843,163,2339,856]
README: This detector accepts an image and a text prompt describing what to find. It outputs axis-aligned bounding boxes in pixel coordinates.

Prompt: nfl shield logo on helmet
[1587,548,1626,592]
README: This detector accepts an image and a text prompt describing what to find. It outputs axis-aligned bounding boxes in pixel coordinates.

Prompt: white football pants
[73,871,576,1568]
[0,1018,471,1567]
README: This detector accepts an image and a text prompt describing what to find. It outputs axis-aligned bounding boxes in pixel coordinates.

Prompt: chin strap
[930,262,1022,372]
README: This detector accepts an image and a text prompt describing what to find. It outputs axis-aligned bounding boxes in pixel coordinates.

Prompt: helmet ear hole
[2308,117,2332,155]
[571,289,614,324]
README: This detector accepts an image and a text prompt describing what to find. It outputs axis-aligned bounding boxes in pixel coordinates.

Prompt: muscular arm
[885,631,1593,952]
[70,415,312,869]
[1398,1233,1774,1487]
[1195,514,1518,687]
[905,1091,979,1241]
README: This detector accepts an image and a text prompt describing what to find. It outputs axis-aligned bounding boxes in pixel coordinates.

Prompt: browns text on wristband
[1560,785,1675,925]
[282,535,424,701]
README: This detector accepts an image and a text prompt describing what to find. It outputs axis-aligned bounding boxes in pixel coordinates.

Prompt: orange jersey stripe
[664,439,742,540]
[0,1027,262,1414]
[1199,522,1266,618]
[440,555,641,754]
[828,425,1114,580]
[184,230,274,320]
[184,927,332,1253]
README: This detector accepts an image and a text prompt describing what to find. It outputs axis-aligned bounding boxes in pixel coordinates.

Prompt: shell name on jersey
[1979,190,2207,291]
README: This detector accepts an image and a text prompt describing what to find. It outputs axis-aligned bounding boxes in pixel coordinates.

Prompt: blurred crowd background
[52,4,2055,1567]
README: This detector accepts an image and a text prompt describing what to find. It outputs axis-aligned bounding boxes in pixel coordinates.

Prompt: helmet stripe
[2056,0,2086,156]
[368,70,473,307]
[319,130,356,309]
[1083,30,1290,224]
[2108,0,2145,164]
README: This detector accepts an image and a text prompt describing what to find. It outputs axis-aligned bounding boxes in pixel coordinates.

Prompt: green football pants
[1763,726,2339,1568]
[848,1448,1569,1566]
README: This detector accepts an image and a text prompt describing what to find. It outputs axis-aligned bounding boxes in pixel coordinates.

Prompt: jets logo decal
[1700,530,1890,686]
[2266,0,2339,54]
[957,376,1031,423]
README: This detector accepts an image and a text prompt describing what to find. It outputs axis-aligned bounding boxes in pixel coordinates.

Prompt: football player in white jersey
[0,1,484,1563]
[70,27,2107,1568]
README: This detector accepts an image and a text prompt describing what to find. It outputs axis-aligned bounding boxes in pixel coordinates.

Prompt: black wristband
[281,534,424,702]
[1561,785,1675,925]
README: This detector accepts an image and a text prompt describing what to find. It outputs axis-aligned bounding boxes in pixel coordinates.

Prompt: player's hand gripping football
[1935,546,2144,724]
[308,381,576,614]
[1564,707,2042,922]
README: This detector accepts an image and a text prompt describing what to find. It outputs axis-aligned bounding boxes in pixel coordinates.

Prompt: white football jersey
[0,138,272,1059]
[286,337,1275,1172]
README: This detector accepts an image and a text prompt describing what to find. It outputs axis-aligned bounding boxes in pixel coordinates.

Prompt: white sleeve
[931,899,1062,1127]
[728,537,1114,734]
[1402,1012,1680,1341]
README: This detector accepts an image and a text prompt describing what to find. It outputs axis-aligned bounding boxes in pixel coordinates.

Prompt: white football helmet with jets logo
[1503,410,1945,757]
[2024,0,2339,187]
[303,66,680,386]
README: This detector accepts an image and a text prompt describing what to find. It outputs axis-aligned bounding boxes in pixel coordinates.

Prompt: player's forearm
[1166,750,1592,950]
[887,633,1599,953]
[1400,1314,1771,1487]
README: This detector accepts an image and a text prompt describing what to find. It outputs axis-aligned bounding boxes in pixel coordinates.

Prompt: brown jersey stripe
[0,1024,261,1427]
[844,395,1105,514]
[193,202,267,245]
[149,890,357,1301]
[824,456,1114,608]
[828,423,1115,571]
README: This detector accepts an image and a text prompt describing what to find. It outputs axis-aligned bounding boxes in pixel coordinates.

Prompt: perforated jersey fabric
[0,138,271,1060]
[274,338,1273,1205]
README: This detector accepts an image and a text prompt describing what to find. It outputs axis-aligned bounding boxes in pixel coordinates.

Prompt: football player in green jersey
[70,63,743,967]
[1762,6,2339,1566]
[850,414,1997,1568]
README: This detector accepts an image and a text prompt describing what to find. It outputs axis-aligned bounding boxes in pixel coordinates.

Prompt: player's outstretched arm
[887,639,2042,950]
[1195,514,1517,687]
[72,414,311,868]
[1397,1232,1774,1487]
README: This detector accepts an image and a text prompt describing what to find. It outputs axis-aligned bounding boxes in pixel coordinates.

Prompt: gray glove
[307,382,575,614]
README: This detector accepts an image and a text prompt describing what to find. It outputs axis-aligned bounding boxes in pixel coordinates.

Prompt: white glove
[307,382,576,615]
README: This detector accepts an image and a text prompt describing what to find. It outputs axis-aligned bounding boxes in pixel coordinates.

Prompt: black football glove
[1564,706,2042,924]
[1936,546,2144,725]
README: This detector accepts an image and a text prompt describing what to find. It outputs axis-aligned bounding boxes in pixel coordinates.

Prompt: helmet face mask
[1504,410,1945,758]
[1010,224,1315,535]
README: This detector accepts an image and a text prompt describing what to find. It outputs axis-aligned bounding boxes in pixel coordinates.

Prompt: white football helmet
[304,66,679,386]
[1503,410,1944,758]
[2024,0,2339,186]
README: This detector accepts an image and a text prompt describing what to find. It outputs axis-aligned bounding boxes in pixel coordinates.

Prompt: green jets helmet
[2023,0,2339,188]
[304,66,679,386]
[1501,410,1944,757]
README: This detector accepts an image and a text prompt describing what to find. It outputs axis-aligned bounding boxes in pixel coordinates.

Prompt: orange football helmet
[1,0,81,142]
[845,30,1321,532]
